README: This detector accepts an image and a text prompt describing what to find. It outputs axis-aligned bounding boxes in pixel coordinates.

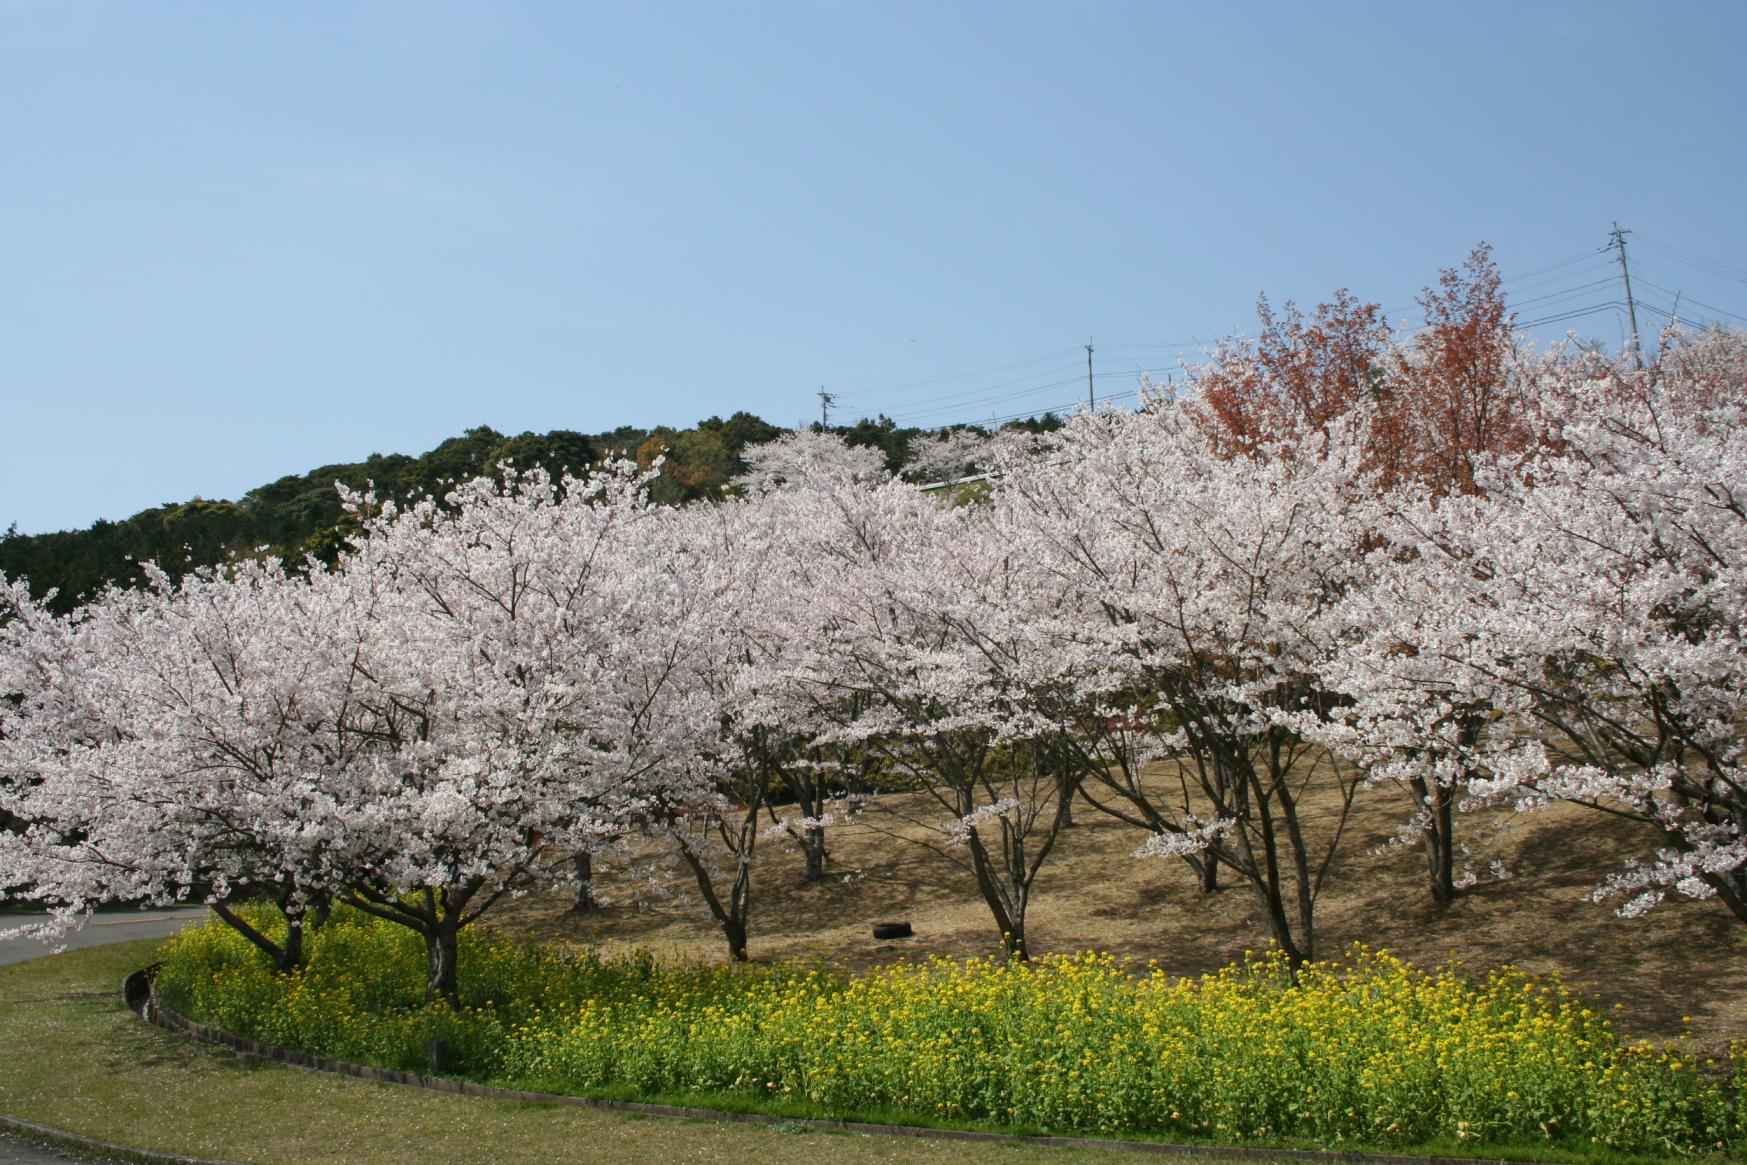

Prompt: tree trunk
[1705,865,1747,926]
[1255,875,1310,972]
[212,898,306,973]
[725,847,753,961]
[280,913,305,972]
[1422,716,1479,909]
[675,824,756,962]
[965,829,1026,961]
[721,913,749,962]
[1194,855,1220,894]
[1250,771,1312,972]
[340,878,493,1009]
[800,825,828,883]
[425,922,461,1006]
[570,850,597,913]
[1422,779,1457,908]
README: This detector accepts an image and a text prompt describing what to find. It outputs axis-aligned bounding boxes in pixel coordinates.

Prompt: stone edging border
[119,968,1532,1165]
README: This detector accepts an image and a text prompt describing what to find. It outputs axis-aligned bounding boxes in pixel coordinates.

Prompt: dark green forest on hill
[1,409,1062,612]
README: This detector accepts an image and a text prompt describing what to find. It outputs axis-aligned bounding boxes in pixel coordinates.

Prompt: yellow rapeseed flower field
[154,908,1741,1156]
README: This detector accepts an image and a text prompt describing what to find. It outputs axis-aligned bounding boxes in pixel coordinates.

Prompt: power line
[1354,254,1618,330]
[875,256,1623,424]
[1633,277,1747,325]
[1096,336,1205,353]
[832,361,1087,411]
[1634,262,1747,309]
[829,234,1736,434]
[1636,299,1697,329]
[1494,256,1619,297]
[892,369,1179,430]
[889,290,1633,429]
[884,376,1090,425]
[1632,297,1736,338]
[1502,246,1614,284]
[882,365,1170,427]
[1631,283,1733,333]
[977,388,1146,429]
[1633,234,1747,284]
[878,290,1630,429]
[1516,301,1626,329]
[830,346,1084,400]
[864,356,1176,425]
[1506,276,1619,311]
[884,362,1179,421]
[877,292,1630,428]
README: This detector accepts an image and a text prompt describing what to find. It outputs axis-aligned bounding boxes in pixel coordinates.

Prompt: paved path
[1,907,213,1164]
[0,1135,108,1164]
[0,908,208,968]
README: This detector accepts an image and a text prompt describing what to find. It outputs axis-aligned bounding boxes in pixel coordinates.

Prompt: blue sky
[4,1,1745,534]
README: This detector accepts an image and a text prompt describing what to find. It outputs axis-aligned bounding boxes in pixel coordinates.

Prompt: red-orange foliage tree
[1383,243,1546,493]
[1186,289,1390,460]
[1188,244,1549,497]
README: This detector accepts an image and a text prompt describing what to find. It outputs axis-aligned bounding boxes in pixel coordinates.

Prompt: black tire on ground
[872,922,913,940]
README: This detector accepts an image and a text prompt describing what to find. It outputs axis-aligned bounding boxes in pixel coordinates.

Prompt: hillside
[0,410,990,612]
[487,776,1747,1063]
[2,408,1077,612]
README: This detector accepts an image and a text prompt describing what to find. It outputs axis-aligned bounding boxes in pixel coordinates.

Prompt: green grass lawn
[0,939,1267,1165]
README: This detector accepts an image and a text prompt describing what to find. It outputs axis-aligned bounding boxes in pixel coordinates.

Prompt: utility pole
[818,387,835,428]
[1609,221,1644,369]
[1085,339,1094,409]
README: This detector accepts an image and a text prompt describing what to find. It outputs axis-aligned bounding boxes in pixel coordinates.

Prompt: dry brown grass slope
[488,774,1747,1062]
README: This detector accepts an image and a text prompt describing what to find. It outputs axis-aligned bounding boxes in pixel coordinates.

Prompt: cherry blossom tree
[770,458,1090,960]
[734,429,890,495]
[629,497,807,960]
[901,427,990,485]
[985,403,1373,967]
[8,314,1741,995]
[0,559,373,969]
[1376,356,1747,921]
[1313,507,1523,909]
[729,433,909,884]
[325,463,725,1001]
[1651,322,1747,418]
